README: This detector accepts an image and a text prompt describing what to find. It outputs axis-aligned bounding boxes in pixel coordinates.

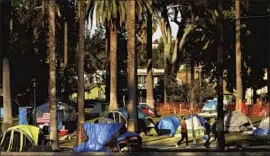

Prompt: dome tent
[224,111,253,132]
[185,115,207,137]
[157,116,180,136]
[0,125,44,152]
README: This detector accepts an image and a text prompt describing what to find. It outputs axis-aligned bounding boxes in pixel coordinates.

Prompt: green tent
[0,125,40,152]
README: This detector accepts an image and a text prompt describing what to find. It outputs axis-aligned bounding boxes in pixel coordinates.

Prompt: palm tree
[86,1,152,111]
[235,0,243,111]
[216,0,225,151]
[86,1,125,111]
[1,0,13,132]
[146,0,154,109]
[126,0,137,132]
[77,0,85,123]
[48,0,59,151]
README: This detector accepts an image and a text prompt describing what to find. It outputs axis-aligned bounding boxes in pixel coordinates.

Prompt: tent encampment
[157,116,180,136]
[254,116,269,136]
[199,99,226,117]
[73,123,141,152]
[224,111,253,132]
[185,115,207,137]
[118,107,149,119]
[36,101,76,131]
[104,110,157,136]
[0,125,44,152]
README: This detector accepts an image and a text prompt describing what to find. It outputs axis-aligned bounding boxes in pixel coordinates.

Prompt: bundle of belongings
[0,125,50,152]
[73,123,142,152]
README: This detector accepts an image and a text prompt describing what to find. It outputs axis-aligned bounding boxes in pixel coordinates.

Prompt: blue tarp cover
[254,128,269,136]
[118,107,149,119]
[157,116,180,136]
[73,123,123,152]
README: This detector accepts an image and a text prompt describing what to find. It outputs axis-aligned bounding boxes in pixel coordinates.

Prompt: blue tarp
[0,107,3,118]
[185,114,207,127]
[73,123,123,152]
[157,116,180,136]
[254,128,270,136]
[118,107,149,119]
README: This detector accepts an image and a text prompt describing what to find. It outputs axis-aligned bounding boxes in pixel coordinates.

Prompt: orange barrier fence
[155,102,269,117]
[155,102,202,115]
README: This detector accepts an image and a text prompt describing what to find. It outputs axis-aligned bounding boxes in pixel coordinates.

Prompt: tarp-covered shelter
[73,123,141,152]
[0,125,41,152]
[157,116,180,136]
[224,111,253,132]
[254,116,270,136]
[185,115,207,136]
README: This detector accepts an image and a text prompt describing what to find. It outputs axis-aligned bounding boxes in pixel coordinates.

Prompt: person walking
[204,118,211,148]
[176,116,190,148]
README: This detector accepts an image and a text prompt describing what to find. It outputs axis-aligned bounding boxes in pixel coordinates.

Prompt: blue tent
[73,123,123,152]
[202,100,217,111]
[254,117,269,136]
[253,128,269,136]
[118,107,149,119]
[185,114,207,127]
[157,116,180,136]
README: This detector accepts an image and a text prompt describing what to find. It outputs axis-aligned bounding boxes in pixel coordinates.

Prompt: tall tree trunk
[77,0,85,123]
[127,0,138,132]
[64,20,68,68]
[48,0,59,151]
[235,0,243,111]
[146,5,154,109]
[1,0,13,132]
[105,26,110,103]
[216,0,225,151]
[164,46,171,104]
[190,59,196,144]
[109,24,118,111]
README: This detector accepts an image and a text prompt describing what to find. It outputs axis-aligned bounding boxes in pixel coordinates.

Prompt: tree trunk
[164,45,171,104]
[105,26,110,103]
[109,24,118,111]
[235,0,243,111]
[216,0,225,151]
[48,0,59,151]
[64,20,68,68]
[190,59,196,144]
[146,7,154,109]
[77,0,85,123]
[127,0,138,132]
[1,0,13,132]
